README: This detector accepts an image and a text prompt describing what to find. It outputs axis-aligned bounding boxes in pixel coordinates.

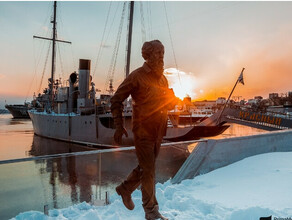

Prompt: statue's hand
[114,125,128,145]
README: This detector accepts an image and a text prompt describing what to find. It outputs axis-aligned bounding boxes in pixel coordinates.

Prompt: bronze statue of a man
[110,40,178,220]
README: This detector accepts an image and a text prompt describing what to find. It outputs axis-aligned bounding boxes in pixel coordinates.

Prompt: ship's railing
[30,108,92,115]
[0,140,199,219]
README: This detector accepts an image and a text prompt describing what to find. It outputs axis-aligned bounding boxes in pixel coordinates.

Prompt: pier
[209,107,292,131]
[172,129,292,184]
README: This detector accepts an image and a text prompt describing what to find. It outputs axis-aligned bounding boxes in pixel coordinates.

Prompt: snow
[12,152,292,220]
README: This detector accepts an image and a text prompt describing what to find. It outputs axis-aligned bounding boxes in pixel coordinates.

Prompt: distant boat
[5,103,30,119]
[168,108,214,126]
[283,101,292,108]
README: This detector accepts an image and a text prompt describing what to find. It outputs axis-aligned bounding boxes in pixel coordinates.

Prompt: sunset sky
[1,1,292,108]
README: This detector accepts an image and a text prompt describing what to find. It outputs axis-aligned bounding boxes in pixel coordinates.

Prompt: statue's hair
[141,40,164,60]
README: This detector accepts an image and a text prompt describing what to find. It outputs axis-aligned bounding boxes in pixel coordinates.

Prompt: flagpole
[216,68,245,125]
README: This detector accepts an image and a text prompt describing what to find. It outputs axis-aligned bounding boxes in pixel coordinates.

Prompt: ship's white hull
[29,111,134,147]
[29,110,196,147]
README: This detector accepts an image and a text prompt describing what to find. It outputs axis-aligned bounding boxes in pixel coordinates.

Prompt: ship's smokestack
[77,59,94,114]
[79,59,91,99]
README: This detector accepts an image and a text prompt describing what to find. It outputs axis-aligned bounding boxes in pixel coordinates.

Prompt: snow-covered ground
[12,152,292,220]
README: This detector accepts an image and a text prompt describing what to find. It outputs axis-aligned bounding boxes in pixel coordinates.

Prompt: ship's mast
[51,1,57,95]
[33,1,71,104]
[125,1,134,78]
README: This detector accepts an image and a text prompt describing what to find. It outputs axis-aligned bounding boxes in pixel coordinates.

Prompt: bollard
[44,204,49,215]
[91,194,94,205]
[105,191,109,205]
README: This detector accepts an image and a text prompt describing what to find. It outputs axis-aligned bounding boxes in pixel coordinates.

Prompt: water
[0,114,95,161]
[0,114,269,219]
[0,114,189,219]
[0,114,268,161]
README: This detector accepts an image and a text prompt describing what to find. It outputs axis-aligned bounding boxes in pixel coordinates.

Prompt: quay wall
[172,129,292,184]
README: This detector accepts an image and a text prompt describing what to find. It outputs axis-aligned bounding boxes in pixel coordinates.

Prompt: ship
[283,101,292,108]
[5,103,30,119]
[29,2,229,147]
[168,107,214,126]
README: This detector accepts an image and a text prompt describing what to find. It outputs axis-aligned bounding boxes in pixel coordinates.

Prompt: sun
[171,80,192,100]
[164,68,198,100]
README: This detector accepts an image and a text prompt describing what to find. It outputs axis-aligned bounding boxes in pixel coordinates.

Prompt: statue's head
[142,40,164,76]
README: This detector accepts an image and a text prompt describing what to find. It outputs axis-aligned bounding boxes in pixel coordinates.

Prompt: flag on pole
[238,68,245,85]
[215,67,245,125]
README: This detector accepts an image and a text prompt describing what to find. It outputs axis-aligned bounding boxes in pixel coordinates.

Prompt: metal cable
[104,2,127,93]
[70,44,77,71]
[147,2,152,40]
[58,2,76,72]
[93,2,113,77]
[29,2,55,99]
[163,2,182,86]
[27,32,50,100]
[34,2,52,40]
[104,3,122,47]
[26,40,39,101]
[25,3,52,101]
[139,2,146,43]
[57,3,67,77]
[38,42,52,94]
[57,42,65,80]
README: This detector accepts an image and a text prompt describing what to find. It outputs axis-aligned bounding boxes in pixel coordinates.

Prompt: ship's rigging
[93,1,182,96]
[103,2,127,94]
[31,1,183,103]
[27,1,231,147]
[33,1,71,105]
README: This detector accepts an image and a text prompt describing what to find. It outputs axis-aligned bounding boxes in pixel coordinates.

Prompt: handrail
[0,139,204,165]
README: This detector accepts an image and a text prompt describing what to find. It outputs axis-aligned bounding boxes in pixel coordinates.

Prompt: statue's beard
[148,57,164,77]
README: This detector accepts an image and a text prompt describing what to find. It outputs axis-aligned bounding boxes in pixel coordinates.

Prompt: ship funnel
[78,59,91,99]
[77,59,94,114]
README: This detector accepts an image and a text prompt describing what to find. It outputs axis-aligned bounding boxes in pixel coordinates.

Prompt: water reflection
[29,135,93,156]
[8,118,30,125]
[66,156,78,203]
[0,115,34,160]
[211,123,267,139]
[0,114,272,219]
[24,122,267,212]
[30,135,96,207]
[26,134,190,213]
